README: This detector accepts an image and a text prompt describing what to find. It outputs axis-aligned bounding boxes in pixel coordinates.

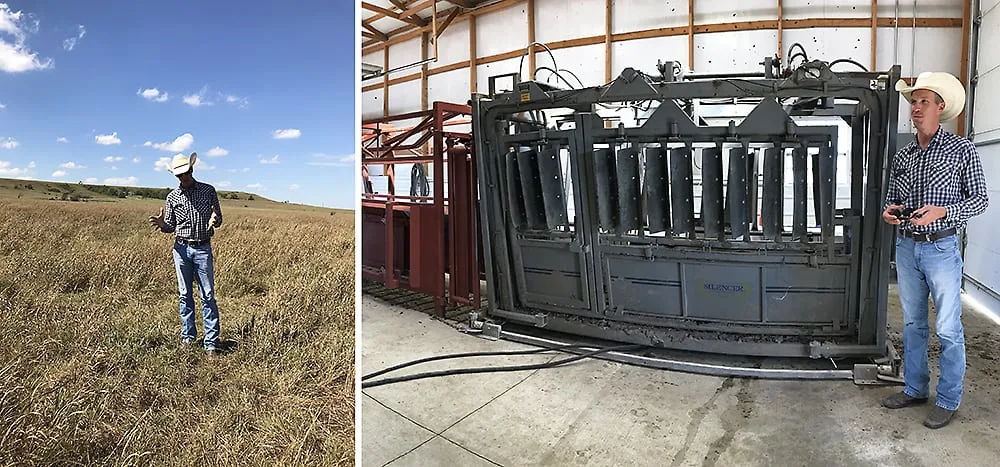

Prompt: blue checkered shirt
[884,127,988,234]
[161,181,222,241]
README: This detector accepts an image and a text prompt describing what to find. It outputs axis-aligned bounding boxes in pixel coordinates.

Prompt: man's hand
[882,204,904,225]
[209,206,218,230]
[910,205,947,226]
[148,207,166,230]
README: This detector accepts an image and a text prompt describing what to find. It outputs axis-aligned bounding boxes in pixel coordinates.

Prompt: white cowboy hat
[171,152,197,176]
[894,71,966,122]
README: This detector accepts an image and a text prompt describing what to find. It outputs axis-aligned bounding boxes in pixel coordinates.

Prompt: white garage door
[962,0,1000,321]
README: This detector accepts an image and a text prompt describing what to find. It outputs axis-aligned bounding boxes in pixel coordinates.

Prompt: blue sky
[0,0,356,209]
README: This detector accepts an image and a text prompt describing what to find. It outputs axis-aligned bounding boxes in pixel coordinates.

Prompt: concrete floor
[361,287,1000,466]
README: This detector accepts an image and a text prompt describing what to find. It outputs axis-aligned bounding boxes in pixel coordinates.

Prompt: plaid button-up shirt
[885,127,988,234]
[161,180,222,241]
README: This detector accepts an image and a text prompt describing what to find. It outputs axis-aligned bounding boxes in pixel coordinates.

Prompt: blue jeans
[173,241,220,350]
[894,233,965,411]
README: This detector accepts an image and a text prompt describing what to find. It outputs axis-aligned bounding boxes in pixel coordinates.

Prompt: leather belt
[176,237,210,246]
[900,227,957,243]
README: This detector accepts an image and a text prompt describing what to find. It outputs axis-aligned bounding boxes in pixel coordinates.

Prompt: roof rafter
[361,1,426,27]
[362,22,389,41]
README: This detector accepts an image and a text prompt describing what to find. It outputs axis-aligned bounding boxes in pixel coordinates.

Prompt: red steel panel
[359,101,477,314]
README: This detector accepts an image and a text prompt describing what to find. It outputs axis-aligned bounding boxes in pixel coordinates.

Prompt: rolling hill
[0,178,346,213]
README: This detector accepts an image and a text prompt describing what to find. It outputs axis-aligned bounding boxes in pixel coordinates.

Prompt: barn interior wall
[362,0,965,134]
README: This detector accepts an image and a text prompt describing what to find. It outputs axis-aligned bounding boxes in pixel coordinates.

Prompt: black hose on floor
[361,344,643,389]
[361,343,606,381]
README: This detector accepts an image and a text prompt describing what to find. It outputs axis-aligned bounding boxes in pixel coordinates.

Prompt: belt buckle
[914,232,930,242]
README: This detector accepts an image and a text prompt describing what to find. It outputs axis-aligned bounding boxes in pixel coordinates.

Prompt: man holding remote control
[881,72,988,429]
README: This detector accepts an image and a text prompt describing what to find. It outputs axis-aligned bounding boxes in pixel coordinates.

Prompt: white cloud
[152,133,193,152]
[246,183,262,189]
[104,156,124,163]
[56,136,68,143]
[307,153,354,166]
[143,141,152,147]
[153,157,171,172]
[104,176,138,186]
[227,167,249,173]
[182,95,204,107]
[51,170,66,177]
[272,129,301,139]
[95,132,121,145]
[110,166,118,170]
[259,155,280,164]
[132,157,140,163]
[195,161,215,170]
[0,160,30,176]
[27,161,34,168]
[0,102,5,109]
[0,137,18,149]
[62,25,85,51]
[183,86,212,107]
[205,146,228,157]
[0,4,53,73]
[216,181,232,188]
[58,161,85,169]
[84,177,97,184]
[137,87,168,102]
[289,184,300,191]
[222,94,249,109]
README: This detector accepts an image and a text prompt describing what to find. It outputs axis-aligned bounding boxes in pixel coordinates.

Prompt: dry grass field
[0,196,355,465]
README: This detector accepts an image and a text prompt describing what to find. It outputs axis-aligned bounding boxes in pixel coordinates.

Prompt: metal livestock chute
[471,59,903,379]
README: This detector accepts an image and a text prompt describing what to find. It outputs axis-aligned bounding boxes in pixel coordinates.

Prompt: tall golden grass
[0,199,355,465]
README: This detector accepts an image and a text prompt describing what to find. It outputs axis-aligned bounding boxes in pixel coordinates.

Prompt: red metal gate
[361,102,481,314]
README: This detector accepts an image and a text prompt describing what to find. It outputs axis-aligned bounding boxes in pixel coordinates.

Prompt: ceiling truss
[360,0,487,50]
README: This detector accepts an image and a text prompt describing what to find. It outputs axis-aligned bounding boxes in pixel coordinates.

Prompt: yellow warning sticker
[520,91,530,102]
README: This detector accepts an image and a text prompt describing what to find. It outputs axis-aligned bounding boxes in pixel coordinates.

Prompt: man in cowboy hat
[148,152,225,355]
[880,72,988,428]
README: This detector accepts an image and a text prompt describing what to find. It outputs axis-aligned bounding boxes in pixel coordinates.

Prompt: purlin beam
[362,15,964,91]
[362,0,429,27]
[363,12,962,53]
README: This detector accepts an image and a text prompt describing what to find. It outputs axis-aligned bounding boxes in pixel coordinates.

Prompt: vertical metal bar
[538,143,569,229]
[594,147,619,231]
[433,103,446,315]
[727,147,749,240]
[448,145,458,303]
[468,143,481,306]
[792,146,808,240]
[575,112,604,316]
[811,151,821,229]
[385,202,397,288]
[851,115,865,214]
[471,98,498,313]
[762,147,783,241]
[701,147,724,239]
[818,144,836,242]
[746,148,759,231]
[506,149,527,230]
[873,66,902,347]
[616,146,641,234]
[670,147,695,236]
[643,146,670,234]
[517,148,547,230]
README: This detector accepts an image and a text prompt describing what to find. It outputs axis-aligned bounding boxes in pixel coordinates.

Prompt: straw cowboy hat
[895,72,966,122]
[171,152,197,175]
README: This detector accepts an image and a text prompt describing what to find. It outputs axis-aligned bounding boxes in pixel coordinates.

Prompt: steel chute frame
[472,63,902,360]
[361,101,482,315]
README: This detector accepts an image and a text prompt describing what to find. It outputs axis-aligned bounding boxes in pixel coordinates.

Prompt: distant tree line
[11,180,254,202]
[80,184,172,199]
